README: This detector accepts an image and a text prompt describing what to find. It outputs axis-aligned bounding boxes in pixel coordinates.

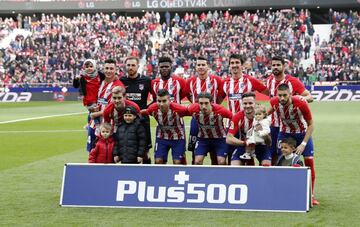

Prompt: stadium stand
[0,9,359,87]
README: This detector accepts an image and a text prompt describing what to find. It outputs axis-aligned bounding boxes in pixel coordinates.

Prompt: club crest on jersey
[139,84,144,90]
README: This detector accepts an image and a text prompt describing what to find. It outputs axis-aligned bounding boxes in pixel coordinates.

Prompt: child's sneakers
[240,151,256,160]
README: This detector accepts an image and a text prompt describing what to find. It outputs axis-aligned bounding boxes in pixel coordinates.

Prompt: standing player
[223,54,269,164]
[187,92,232,165]
[268,83,318,205]
[223,54,269,114]
[186,56,224,164]
[120,56,152,164]
[141,89,190,164]
[151,56,188,164]
[88,58,124,151]
[226,92,272,166]
[266,55,313,164]
[151,56,187,104]
[103,86,140,133]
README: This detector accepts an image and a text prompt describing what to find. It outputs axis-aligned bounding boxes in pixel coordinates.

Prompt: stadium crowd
[0,12,160,86]
[1,9,358,88]
[155,9,315,79]
[312,10,359,83]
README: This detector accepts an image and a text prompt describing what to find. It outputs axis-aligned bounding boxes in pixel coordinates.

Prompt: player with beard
[186,56,224,165]
[226,92,272,166]
[120,56,152,164]
[268,83,318,205]
[151,56,188,164]
[266,55,313,165]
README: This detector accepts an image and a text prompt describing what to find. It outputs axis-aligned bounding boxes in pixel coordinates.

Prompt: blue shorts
[194,138,228,157]
[154,138,185,161]
[278,132,314,157]
[231,145,271,163]
[270,126,280,156]
[87,126,96,152]
[189,116,199,138]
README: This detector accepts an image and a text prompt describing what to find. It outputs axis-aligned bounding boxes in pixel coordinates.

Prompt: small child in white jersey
[241,104,271,160]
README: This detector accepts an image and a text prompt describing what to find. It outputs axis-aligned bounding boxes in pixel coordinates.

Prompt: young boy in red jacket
[88,123,114,163]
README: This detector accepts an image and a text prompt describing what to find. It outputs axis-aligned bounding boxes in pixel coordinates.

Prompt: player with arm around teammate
[141,89,190,164]
[187,92,232,165]
[186,56,224,165]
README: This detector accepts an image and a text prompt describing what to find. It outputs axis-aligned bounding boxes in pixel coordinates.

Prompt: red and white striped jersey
[188,103,232,139]
[186,74,224,103]
[270,96,312,134]
[223,75,267,114]
[97,78,124,111]
[144,102,189,140]
[266,74,306,127]
[103,101,140,132]
[228,111,254,139]
[151,75,187,104]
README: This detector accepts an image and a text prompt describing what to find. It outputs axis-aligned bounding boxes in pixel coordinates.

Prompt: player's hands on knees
[114,156,120,163]
[137,157,143,164]
[295,144,305,155]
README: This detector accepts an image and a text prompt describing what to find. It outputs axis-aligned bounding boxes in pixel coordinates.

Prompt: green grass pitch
[0,101,360,226]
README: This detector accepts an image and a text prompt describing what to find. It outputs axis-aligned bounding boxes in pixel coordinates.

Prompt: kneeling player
[187,92,232,165]
[141,89,190,164]
[226,92,271,166]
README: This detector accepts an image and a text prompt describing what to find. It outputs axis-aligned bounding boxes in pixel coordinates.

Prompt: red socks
[304,158,316,195]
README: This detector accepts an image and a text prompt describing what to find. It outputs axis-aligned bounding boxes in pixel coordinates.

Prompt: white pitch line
[0,112,87,124]
[0,130,85,133]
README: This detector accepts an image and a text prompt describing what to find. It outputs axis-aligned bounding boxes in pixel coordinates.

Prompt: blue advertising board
[60,164,311,212]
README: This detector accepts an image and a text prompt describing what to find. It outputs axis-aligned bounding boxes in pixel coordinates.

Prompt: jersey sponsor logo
[127,93,142,101]
[0,92,32,102]
[97,98,108,105]
[229,93,242,100]
[311,90,360,101]
[116,171,248,204]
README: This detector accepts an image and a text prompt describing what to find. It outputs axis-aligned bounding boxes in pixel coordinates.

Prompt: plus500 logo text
[116,171,248,204]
